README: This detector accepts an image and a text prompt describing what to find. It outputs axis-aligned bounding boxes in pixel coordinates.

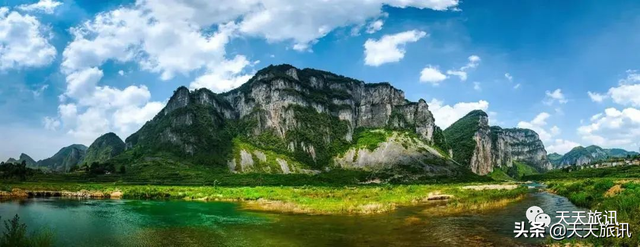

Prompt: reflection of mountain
[549,145,639,167]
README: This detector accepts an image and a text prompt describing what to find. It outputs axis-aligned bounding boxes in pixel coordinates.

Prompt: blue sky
[2,0,640,161]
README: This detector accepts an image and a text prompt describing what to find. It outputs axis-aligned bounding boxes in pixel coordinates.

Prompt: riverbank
[0,182,527,215]
[543,178,640,246]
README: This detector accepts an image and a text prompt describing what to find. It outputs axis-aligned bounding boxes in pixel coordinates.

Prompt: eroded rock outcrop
[444,110,551,175]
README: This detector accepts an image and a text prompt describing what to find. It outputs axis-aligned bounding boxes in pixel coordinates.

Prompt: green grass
[530,165,640,246]
[546,179,640,246]
[488,167,514,181]
[353,129,390,151]
[2,182,527,215]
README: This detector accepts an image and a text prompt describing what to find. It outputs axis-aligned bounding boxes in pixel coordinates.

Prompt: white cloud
[363,30,427,66]
[428,99,490,128]
[543,89,568,105]
[546,139,581,155]
[65,67,102,99]
[32,84,48,97]
[118,70,124,76]
[517,112,559,142]
[578,107,640,149]
[189,55,256,92]
[17,0,62,14]
[419,65,447,85]
[446,70,467,81]
[609,84,640,107]
[587,91,606,103]
[50,85,165,144]
[136,0,457,51]
[473,81,481,91]
[513,83,521,89]
[618,69,640,85]
[446,55,481,81]
[366,20,384,34]
[504,73,513,82]
[42,116,60,130]
[233,0,457,50]
[585,70,640,107]
[0,8,56,70]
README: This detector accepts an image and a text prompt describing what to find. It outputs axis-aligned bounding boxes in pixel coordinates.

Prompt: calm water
[0,191,583,247]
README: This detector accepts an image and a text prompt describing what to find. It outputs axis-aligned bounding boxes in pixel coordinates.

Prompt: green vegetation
[353,129,391,151]
[545,179,640,246]
[443,110,486,166]
[507,162,539,179]
[524,165,640,180]
[82,132,125,166]
[1,182,527,215]
[0,215,53,247]
[488,167,513,181]
[0,161,40,181]
[527,165,640,246]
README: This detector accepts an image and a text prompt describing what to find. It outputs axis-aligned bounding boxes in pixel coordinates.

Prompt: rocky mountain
[547,153,563,165]
[124,64,460,176]
[551,145,639,167]
[4,153,37,167]
[443,110,552,175]
[37,144,87,172]
[82,132,125,165]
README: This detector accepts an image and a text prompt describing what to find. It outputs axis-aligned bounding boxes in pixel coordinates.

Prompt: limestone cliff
[125,64,452,174]
[444,110,551,175]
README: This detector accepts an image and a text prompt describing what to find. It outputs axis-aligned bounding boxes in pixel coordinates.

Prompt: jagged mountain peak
[124,65,452,175]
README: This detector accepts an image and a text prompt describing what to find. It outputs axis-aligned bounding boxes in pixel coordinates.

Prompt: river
[0,191,583,247]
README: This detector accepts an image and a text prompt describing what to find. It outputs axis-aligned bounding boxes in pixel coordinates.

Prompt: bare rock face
[469,115,493,175]
[334,132,460,176]
[491,127,552,171]
[125,64,449,173]
[444,110,551,175]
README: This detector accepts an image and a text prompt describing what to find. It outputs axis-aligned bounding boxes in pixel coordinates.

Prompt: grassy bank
[543,179,640,246]
[0,182,527,215]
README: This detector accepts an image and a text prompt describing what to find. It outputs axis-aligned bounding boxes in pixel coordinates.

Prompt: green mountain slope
[37,144,87,172]
[4,153,37,167]
[82,132,125,165]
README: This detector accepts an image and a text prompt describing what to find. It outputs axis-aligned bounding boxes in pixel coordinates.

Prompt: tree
[119,165,126,174]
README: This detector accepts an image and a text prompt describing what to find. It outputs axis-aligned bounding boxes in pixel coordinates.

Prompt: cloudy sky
[1,0,640,161]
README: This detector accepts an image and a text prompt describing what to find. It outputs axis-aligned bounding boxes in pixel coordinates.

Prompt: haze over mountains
[3,65,635,177]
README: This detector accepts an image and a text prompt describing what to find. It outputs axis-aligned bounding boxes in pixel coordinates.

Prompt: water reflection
[0,192,584,247]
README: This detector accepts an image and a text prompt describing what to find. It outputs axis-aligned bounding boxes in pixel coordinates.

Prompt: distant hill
[549,145,639,168]
[82,132,125,165]
[37,144,88,172]
[4,153,37,167]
